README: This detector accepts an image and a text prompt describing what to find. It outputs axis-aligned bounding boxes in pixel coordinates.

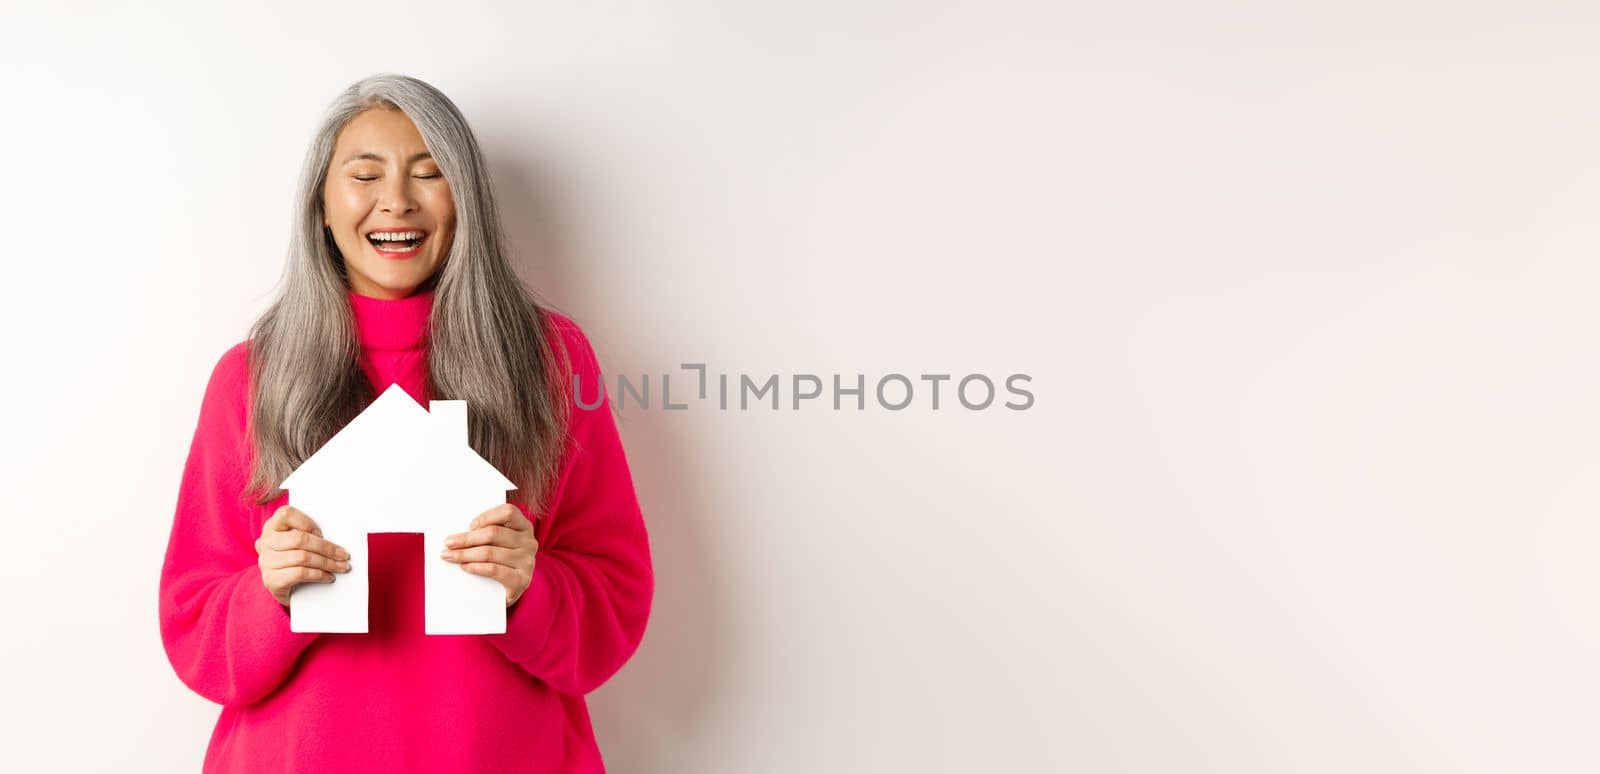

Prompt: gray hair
[244,72,572,514]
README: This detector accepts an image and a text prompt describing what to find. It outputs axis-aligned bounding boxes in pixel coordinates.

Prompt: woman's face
[322,107,456,299]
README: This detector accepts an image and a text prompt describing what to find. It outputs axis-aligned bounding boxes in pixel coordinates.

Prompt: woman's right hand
[256,505,352,607]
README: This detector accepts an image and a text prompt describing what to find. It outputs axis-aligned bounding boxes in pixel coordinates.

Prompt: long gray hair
[243,73,572,514]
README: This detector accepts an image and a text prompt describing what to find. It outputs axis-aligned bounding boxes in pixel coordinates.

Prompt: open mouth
[366,229,429,256]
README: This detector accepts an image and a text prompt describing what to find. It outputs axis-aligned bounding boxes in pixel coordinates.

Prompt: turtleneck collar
[347,288,434,351]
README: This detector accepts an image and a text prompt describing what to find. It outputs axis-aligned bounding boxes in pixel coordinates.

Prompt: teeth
[369,230,425,241]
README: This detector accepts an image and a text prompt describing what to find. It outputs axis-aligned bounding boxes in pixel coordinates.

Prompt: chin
[350,270,427,296]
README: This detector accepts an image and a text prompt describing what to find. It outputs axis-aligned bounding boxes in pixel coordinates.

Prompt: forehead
[333,107,431,160]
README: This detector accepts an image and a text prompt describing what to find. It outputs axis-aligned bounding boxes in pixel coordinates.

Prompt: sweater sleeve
[158,341,323,706]
[486,314,656,696]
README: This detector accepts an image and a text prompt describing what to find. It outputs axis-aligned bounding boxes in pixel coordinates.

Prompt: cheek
[426,187,456,232]
[324,184,370,226]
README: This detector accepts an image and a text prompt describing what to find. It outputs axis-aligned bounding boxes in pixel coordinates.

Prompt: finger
[470,503,530,532]
[270,505,323,537]
[445,525,524,550]
[445,504,531,548]
[266,547,349,573]
[265,528,350,561]
[267,565,335,587]
[440,544,522,567]
[459,561,517,588]
[266,547,351,573]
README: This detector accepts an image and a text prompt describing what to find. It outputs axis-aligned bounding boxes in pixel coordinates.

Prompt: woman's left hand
[441,503,539,607]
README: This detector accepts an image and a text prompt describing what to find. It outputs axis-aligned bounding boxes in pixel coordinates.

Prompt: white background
[1,1,1592,771]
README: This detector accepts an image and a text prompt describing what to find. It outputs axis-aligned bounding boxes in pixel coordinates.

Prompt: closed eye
[351,173,439,182]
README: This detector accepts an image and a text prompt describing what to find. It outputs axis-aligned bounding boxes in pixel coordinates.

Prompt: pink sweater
[159,289,654,772]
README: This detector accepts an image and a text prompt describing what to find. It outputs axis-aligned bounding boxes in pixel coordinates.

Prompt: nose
[377,172,420,215]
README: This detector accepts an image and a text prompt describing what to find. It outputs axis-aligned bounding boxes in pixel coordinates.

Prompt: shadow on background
[490,144,732,769]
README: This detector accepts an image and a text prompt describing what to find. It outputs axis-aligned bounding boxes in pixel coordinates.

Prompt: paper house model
[280,382,517,635]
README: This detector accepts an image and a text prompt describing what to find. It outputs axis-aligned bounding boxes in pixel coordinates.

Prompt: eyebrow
[341,150,434,165]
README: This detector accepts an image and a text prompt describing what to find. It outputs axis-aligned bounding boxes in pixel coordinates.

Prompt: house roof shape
[279,382,517,498]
